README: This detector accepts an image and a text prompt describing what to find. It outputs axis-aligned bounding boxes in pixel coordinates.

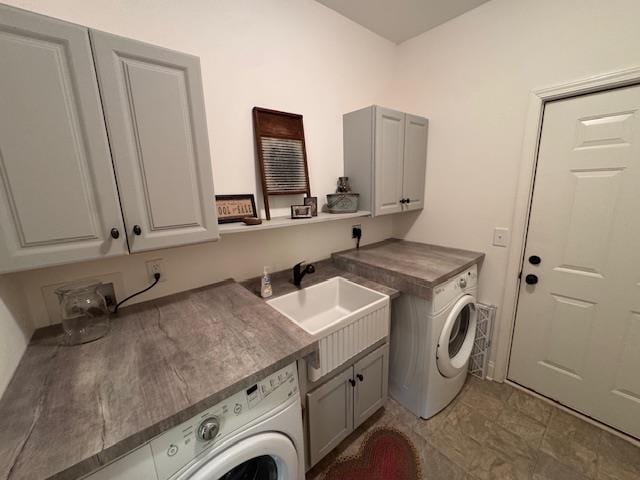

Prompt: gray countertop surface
[241,259,400,301]
[332,239,485,299]
[0,280,318,480]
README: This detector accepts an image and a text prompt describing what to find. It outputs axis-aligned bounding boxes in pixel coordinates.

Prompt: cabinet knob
[529,255,541,265]
[356,374,364,382]
[525,274,539,285]
[399,198,406,204]
[349,378,356,387]
[110,228,120,239]
[133,225,142,236]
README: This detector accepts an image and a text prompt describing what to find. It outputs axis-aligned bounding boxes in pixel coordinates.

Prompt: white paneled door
[509,85,640,438]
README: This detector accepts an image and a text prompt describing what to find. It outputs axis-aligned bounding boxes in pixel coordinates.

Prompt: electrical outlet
[146,258,166,282]
[493,227,510,247]
[352,224,362,238]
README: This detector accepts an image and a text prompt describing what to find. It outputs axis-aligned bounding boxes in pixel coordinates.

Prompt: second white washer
[389,265,478,418]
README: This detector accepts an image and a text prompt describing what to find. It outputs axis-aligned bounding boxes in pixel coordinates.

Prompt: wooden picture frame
[215,194,258,224]
[291,205,312,219]
[253,107,311,220]
[304,196,318,216]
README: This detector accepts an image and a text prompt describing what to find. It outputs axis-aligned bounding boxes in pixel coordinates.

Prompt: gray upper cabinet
[402,114,429,212]
[344,105,428,217]
[90,31,218,252]
[0,6,127,273]
[374,107,405,215]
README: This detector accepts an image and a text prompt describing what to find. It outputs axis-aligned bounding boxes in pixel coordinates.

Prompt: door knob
[110,228,120,239]
[528,255,541,265]
[133,225,142,236]
[525,274,539,285]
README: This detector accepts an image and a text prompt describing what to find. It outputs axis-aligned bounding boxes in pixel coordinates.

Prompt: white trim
[505,380,640,448]
[492,66,640,382]
[437,294,477,378]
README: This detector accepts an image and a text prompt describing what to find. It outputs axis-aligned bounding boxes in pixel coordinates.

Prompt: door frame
[492,66,640,382]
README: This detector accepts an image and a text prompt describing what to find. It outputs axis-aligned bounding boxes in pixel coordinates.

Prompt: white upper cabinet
[90,31,218,252]
[344,105,428,217]
[0,6,219,273]
[0,6,127,273]
[374,107,405,215]
[402,114,429,211]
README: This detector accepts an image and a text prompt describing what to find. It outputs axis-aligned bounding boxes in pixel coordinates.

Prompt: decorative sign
[216,195,258,224]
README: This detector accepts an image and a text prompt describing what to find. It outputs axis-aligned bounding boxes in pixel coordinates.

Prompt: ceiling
[315,0,490,44]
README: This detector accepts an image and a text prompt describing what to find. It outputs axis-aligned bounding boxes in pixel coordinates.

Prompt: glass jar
[55,280,110,345]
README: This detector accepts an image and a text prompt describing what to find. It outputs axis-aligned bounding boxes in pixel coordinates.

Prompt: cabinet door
[90,31,218,253]
[0,6,127,273]
[402,114,428,211]
[354,344,389,429]
[307,367,354,467]
[374,107,405,216]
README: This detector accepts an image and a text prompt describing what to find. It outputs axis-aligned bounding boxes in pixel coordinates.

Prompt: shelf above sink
[218,210,371,235]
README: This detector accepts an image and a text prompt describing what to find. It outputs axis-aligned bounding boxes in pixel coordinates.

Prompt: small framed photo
[291,204,312,219]
[304,196,318,216]
[216,194,258,224]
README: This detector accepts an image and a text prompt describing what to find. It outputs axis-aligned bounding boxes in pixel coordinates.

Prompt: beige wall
[389,0,640,375]
[4,0,640,393]
[0,0,396,394]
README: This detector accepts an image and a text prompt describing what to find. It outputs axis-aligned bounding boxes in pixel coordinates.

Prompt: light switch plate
[493,227,510,247]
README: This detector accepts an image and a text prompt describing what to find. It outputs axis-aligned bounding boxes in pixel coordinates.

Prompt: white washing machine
[86,363,304,480]
[389,265,478,419]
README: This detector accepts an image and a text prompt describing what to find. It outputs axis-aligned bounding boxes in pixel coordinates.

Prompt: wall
[0,275,32,396]
[389,0,640,375]
[0,0,396,332]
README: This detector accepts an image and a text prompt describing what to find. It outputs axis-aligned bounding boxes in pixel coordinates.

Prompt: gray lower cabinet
[90,31,218,252]
[306,344,389,468]
[353,343,389,429]
[0,5,218,272]
[0,5,127,272]
[344,105,428,217]
[307,367,354,467]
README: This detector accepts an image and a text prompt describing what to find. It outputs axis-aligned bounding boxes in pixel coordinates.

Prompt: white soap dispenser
[261,266,273,298]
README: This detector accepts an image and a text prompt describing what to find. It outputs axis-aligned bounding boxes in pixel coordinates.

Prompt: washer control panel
[149,363,298,480]
[432,265,478,312]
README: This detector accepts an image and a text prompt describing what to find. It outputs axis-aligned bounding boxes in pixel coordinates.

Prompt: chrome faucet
[293,261,316,287]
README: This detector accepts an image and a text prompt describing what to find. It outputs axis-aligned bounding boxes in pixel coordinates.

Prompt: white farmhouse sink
[268,277,390,380]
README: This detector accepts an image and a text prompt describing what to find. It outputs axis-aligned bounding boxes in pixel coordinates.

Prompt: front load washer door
[180,432,298,480]
[436,295,477,378]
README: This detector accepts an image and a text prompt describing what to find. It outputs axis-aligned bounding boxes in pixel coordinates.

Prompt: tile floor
[306,377,640,480]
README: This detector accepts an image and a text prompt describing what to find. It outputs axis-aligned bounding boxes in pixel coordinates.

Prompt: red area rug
[322,427,422,480]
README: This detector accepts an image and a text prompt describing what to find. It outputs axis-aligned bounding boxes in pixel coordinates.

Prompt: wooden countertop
[332,239,484,299]
[0,280,318,480]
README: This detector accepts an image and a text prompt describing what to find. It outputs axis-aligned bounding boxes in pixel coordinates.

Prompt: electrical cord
[113,273,161,314]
